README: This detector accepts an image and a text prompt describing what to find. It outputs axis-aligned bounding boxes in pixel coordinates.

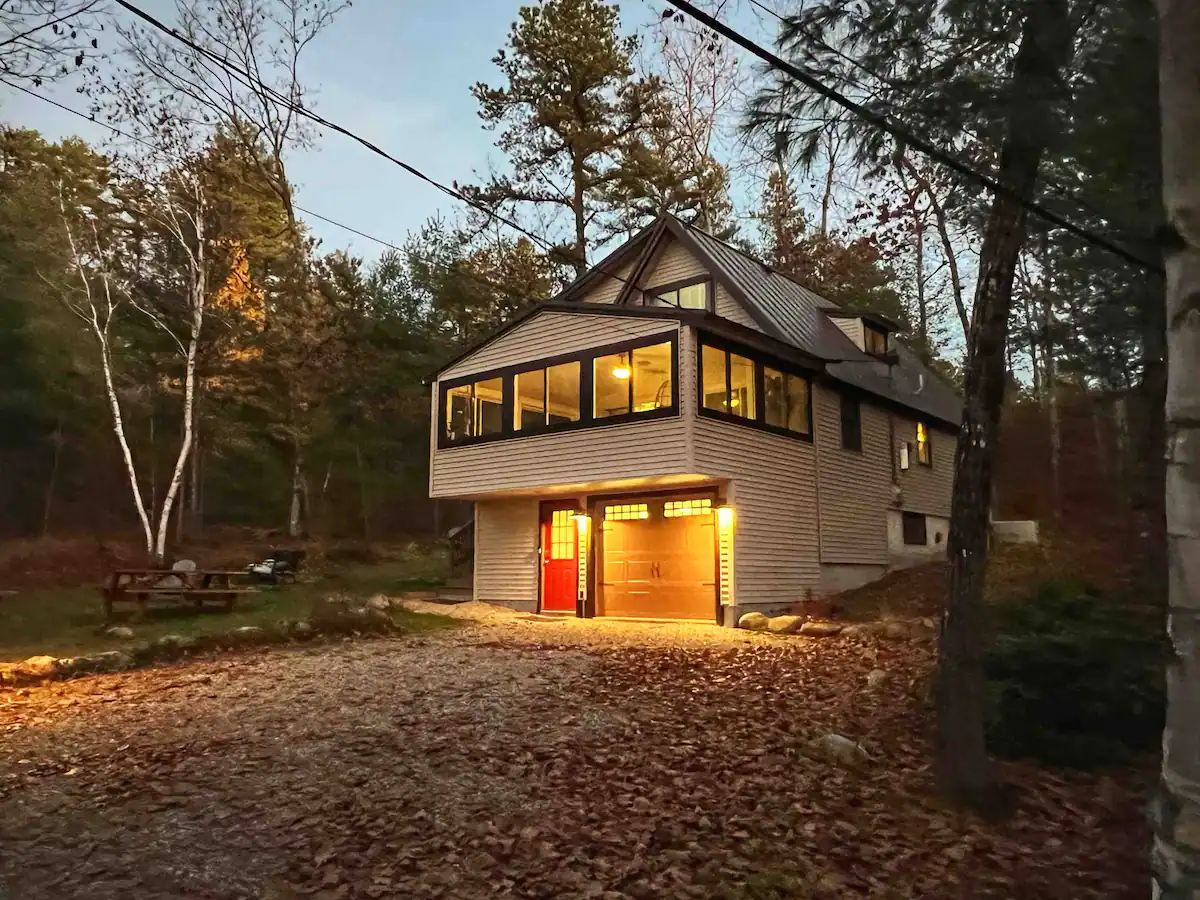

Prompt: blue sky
[2,0,774,262]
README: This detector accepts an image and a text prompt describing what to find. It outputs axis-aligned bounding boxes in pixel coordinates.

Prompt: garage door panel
[598,502,716,620]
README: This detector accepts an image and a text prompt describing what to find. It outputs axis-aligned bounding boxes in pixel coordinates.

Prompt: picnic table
[101,568,257,619]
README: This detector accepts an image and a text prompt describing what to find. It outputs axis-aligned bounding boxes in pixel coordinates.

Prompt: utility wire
[110,0,657,299]
[0,77,572,312]
[744,0,1136,235]
[0,0,102,52]
[662,0,1161,274]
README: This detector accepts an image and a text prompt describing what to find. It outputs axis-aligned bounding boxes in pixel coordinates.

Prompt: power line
[662,0,1162,275]
[744,0,1138,235]
[0,78,570,311]
[110,0,655,296]
[0,0,102,52]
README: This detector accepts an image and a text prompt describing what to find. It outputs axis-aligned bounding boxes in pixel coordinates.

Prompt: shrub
[983,579,1165,769]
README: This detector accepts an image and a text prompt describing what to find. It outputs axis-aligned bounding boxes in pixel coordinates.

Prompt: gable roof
[588,214,961,428]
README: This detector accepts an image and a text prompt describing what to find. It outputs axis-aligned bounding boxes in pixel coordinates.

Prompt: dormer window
[649,278,710,311]
[864,324,889,357]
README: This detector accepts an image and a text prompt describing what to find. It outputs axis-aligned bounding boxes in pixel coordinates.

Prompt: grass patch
[0,546,458,663]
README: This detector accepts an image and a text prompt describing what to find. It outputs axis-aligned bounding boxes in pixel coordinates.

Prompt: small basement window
[902,511,928,546]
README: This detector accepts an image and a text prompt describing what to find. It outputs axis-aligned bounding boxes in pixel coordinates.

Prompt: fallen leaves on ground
[0,617,1150,899]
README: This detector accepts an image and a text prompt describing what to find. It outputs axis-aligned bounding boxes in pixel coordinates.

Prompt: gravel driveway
[0,603,1150,899]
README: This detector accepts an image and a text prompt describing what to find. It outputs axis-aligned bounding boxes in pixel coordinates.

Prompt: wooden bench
[101,569,258,619]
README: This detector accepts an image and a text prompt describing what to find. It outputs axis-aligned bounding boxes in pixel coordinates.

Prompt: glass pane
[653,288,678,307]
[701,345,727,412]
[677,282,707,309]
[476,377,504,436]
[594,352,631,418]
[546,361,580,424]
[865,327,888,355]
[446,384,473,441]
[728,353,755,419]
[514,368,546,431]
[764,367,787,429]
[632,342,672,411]
[785,373,810,434]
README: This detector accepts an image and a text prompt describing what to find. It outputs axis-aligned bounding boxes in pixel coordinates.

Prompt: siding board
[693,418,820,606]
[644,237,708,287]
[442,312,676,380]
[814,386,891,565]
[580,261,634,305]
[474,499,539,605]
[715,284,761,331]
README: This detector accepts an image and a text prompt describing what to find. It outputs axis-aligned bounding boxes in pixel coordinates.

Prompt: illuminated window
[728,353,755,419]
[701,344,755,419]
[515,361,581,430]
[443,377,503,442]
[764,366,810,436]
[916,422,931,466]
[594,341,672,418]
[653,279,709,310]
[605,503,649,521]
[701,344,728,413]
[664,498,712,518]
[549,509,576,560]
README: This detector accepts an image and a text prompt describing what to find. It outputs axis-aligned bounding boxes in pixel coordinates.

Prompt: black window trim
[902,510,928,546]
[437,331,680,449]
[696,333,814,443]
[839,393,863,453]
[863,322,890,358]
[644,276,713,312]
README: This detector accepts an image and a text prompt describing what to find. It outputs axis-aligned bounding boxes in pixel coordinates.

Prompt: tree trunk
[1039,260,1062,520]
[41,416,63,538]
[936,0,1075,814]
[288,445,306,538]
[915,215,928,354]
[571,157,588,278]
[1152,0,1200,893]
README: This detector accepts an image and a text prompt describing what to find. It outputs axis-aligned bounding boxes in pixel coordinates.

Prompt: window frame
[697,335,814,442]
[645,276,713,312]
[864,323,890,357]
[915,421,932,467]
[437,331,680,449]
[839,394,863,452]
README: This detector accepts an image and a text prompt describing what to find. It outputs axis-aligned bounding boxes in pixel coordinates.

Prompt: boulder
[171,558,197,573]
[737,612,770,632]
[292,619,315,638]
[18,655,59,677]
[867,668,887,689]
[232,626,265,641]
[89,651,134,672]
[766,615,804,635]
[366,594,391,612]
[799,620,844,638]
[104,625,134,639]
[881,621,911,640]
[812,733,869,767]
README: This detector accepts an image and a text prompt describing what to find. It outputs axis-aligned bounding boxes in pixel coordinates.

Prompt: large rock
[366,594,391,612]
[104,625,134,639]
[88,651,134,672]
[766,615,804,635]
[737,612,770,632]
[799,620,844,638]
[812,733,869,767]
[867,668,888,689]
[18,655,59,677]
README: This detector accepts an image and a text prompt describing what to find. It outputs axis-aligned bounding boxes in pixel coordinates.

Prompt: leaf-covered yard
[0,605,1150,899]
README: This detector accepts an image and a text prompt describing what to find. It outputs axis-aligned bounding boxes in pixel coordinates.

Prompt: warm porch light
[611,364,631,379]
[717,505,735,529]
[571,513,590,534]
[572,514,590,607]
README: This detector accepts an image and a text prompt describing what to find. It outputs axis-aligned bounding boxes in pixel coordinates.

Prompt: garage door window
[605,503,649,521]
[664,498,712,517]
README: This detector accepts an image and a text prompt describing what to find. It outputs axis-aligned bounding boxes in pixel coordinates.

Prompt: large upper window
[514,361,581,431]
[699,338,812,439]
[445,377,504,442]
[764,367,809,435]
[651,278,709,310]
[439,334,677,447]
[595,341,674,418]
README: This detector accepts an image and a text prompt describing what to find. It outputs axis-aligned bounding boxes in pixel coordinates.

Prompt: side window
[699,339,811,438]
[764,367,810,436]
[444,377,503,442]
[594,341,673,419]
[514,362,581,431]
[840,395,862,451]
[916,421,932,466]
[652,279,709,310]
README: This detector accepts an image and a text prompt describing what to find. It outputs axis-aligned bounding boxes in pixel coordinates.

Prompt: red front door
[540,506,578,613]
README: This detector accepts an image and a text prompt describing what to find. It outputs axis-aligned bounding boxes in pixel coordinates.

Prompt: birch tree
[1152,0,1200,893]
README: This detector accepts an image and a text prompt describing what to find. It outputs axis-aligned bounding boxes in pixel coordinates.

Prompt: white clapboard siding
[895,415,955,516]
[693,418,821,605]
[831,317,864,350]
[442,313,677,381]
[474,499,539,605]
[813,385,891,565]
[580,261,634,305]
[715,284,762,331]
[644,237,708,287]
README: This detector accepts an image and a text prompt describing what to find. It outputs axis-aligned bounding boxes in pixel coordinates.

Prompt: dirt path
[0,606,1150,898]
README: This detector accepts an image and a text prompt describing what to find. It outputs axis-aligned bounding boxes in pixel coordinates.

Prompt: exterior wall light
[716,505,735,606]
[572,514,591,607]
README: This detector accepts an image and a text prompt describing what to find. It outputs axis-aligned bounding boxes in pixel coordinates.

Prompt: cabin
[428,214,959,625]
